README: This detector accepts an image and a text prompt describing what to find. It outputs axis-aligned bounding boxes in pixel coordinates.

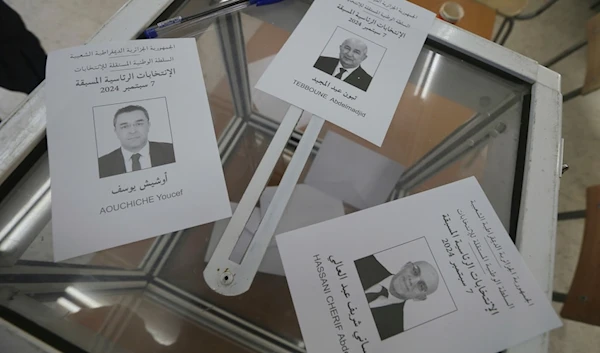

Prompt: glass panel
[155,2,528,350]
[25,289,255,352]
[196,23,238,140]
[0,0,529,352]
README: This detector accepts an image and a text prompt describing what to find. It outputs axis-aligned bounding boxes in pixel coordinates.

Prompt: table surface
[0,1,532,352]
[409,0,496,39]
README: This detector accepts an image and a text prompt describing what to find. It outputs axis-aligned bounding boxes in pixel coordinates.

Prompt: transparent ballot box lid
[0,1,562,352]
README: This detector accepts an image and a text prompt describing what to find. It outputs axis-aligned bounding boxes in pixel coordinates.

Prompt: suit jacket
[313,56,372,92]
[354,255,405,340]
[98,141,175,178]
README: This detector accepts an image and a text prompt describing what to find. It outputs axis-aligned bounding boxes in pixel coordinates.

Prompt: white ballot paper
[46,39,231,261]
[260,184,346,239]
[256,0,435,146]
[305,131,405,209]
[277,177,561,353]
[206,185,345,276]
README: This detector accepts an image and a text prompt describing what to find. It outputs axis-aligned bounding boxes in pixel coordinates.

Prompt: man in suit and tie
[313,38,373,92]
[354,255,440,340]
[98,105,175,178]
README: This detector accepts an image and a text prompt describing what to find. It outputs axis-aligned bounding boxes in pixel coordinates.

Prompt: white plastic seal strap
[204,105,325,296]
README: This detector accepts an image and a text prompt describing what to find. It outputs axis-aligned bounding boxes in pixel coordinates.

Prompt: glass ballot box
[0,0,562,352]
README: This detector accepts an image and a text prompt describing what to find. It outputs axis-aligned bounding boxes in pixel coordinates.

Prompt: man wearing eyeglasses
[355,255,440,340]
[98,105,175,178]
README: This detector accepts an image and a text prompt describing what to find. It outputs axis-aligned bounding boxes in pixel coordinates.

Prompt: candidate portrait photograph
[93,97,175,179]
[314,27,386,92]
[354,237,456,341]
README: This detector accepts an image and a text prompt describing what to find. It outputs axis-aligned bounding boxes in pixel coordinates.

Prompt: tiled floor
[1,0,600,352]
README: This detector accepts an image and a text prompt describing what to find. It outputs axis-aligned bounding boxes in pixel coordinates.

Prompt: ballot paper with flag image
[256,0,435,146]
[276,177,561,353]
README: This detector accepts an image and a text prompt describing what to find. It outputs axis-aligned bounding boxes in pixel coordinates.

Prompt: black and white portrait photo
[93,97,175,179]
[355,237,456,341]
[313,27,386,92]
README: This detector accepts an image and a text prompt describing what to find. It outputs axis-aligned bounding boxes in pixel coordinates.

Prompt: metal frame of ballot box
[0,0,562,353]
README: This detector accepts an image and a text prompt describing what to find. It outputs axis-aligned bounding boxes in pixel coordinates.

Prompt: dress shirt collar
[334,61,359,78]
[121,141,150,163]
[367,275,406,308]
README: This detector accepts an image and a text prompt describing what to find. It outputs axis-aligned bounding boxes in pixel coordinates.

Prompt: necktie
[366,285,389,303]
[335,68,347,79]
[131,153,141,171]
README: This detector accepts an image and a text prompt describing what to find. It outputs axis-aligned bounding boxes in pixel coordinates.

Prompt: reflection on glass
[65,286,103,309]
[57,297,82,313]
